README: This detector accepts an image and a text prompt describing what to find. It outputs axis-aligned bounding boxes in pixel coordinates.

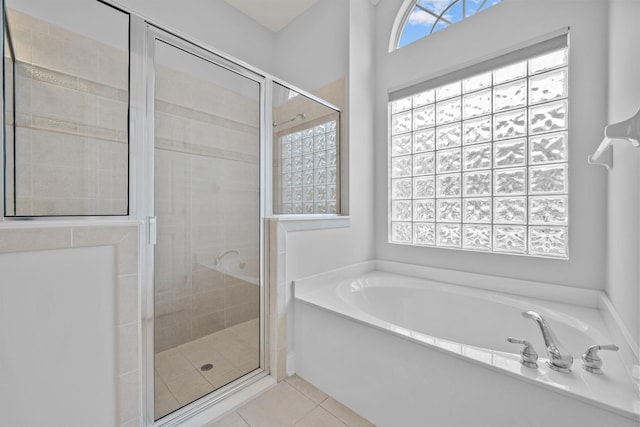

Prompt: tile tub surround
[0,222,141,427]
[205,375,375,427]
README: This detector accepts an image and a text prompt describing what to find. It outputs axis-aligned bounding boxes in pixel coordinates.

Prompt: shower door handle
[148,216,157,245]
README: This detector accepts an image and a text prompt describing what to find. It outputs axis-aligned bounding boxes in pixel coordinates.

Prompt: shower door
[148,31,263,421]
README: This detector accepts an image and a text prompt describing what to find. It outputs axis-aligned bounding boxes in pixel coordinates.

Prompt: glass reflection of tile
[437,173,461,198]
[413,129,435,153]
[413,89,435,107]
[463,88,491,119]
[463,225,492,250]
[326,131,337,149]
[529,226,567,257]
[391,96,412,114]
[494,168,526,195]
[303,137,314,155]
[392,134,412,157]
[413,105,436,130]
[529,132,567,164]
[391,222,412,243]
[437,123,462,149]
[529,164,567,194]
[463,116,492,145]
[391,156,412,178]
[392,178,412,199]
[463,171,491,197]
[529,69,567,105]
[413,199,436,221]
[436,97,462,125]
[529,100,567,135]
[463,143,491,170]
[315,168,327,185]
[392,200,412,221]
[437,224,462,247]
[413,152,435,176]
[493,61,526,84]
[494,197,527,224]
[413,176,436,198]
[529,196,568,225]
[437,199,462,222]
[529,49,568,74]
[436,81,461,101]
[392,111,412,135]
[493,79,526,112]
[494,109,526,140]
[493,225,526,253]
[494,138,526,168]
[314,134,326,152]
[463,72,492,93]
[414,223,436,245]
[463,198,491,223]
[437,149,461,173]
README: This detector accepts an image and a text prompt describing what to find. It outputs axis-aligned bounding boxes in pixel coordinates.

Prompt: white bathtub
[293,261,640,427]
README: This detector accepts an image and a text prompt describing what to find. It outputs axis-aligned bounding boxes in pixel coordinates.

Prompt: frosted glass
[392,111,412,135]
[282,173,292,188]
[314,185,327,201]
[413,129,435,153]
[437,97,462,125]
[494,61,526,84]
[326,131,337,149]
[463,143,491,170]
[303,137,314,154]
[529,100,567,135]
[463,225,492,250]
[529,132,567,164]
[292,132,302,142]
[437,123,462,149]
[529,226,567,257]
[463,89,491,119]
[303,128,314,138]
[314,151,327,168]
[392,222,412,243]
[413,176,436,198]
[494,79,526,112]
[494,168,526,195]
[413,89,435,107]
[292,156,303,172]
[437,199,462,222]
[494,138,526,168]
[292,140,303,157]
[413,152,435,176]
[494,225,526,253]
[327,168,337,185]
[463,171,491,196]
[327,150,337,167]
[303,155,314,170]
[463,72,492,93]
[314,124,326,135]
[303,170,314,186]
[529,196,567,225]
[392,156,412,178]
[303,203,314,214]
[529,164,567,194]
[463,116,492,145]
[282,141,292,158]
[436,81,461,101]
[437,173,461,198]
[326,120,337,132]
[414,199,436,221]
[529,69,567,105]
[414,223,436,245]
[494,197,527,224]
[315,168,327,185]
[437,149,462,173]
[494,109,526,140]
[413,105,436,130]
[392,96,412,114]
[282,189,292,204]
[529,49,568,74]
[314,134,326,151]
[293,188,303,203]
[437,224,462,247]
[464,198,491,223]
[282,158,292,174]
[292,172,302,187]
[392,134,412,157]
[392,200,412,221]
[303,186,314,202]
[314,202,326,214]
[392,178,412,199]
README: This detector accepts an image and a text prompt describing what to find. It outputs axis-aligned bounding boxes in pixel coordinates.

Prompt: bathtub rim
[293,259,640,422]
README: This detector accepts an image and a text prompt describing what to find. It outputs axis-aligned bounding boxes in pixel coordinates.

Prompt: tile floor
[155,318,260,419]
[204,375,376,427]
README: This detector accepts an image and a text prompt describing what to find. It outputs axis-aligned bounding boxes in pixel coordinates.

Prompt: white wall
[374,0,609,290]
[607,0,640,346]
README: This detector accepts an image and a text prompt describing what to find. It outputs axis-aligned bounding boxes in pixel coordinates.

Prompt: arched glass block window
[396,0,503,49]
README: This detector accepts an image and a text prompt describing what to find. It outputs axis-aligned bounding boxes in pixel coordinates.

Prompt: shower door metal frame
[138,21,270,427]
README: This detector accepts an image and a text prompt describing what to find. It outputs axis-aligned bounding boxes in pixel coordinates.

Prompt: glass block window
[279,120,338,214]
[396,0,503,49]
[388,47,569,258]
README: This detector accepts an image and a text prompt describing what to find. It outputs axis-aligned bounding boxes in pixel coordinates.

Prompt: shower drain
[201,363,213,371]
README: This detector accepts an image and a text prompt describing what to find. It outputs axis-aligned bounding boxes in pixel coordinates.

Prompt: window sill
[270,215,351,232]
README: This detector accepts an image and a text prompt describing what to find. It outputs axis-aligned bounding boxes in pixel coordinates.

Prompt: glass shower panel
[153,41,261,420]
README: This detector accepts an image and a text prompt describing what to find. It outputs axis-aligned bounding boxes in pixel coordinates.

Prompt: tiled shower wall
[153,61,260,353]
[7,8,128,216]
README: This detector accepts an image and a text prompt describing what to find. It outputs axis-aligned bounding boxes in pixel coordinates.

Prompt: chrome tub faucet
[522,310,573,373]
[214,249,239,266]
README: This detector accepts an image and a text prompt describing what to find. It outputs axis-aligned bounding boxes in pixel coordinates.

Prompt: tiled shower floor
[155,318,260,419]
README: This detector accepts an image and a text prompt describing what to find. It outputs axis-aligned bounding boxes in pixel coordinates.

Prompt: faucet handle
[582,344,619,374]
[508,337,538,369]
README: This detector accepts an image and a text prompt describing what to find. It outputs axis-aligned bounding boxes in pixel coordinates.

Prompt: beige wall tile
[321,398,375,427]
[72,225,139,275]
[285,375,329,405]
[117,274,138,326]
[237,381,315,427]
[118,370,140,426]
[294,406,347,427]
[203,411,250,427]
[0,227,71,253]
